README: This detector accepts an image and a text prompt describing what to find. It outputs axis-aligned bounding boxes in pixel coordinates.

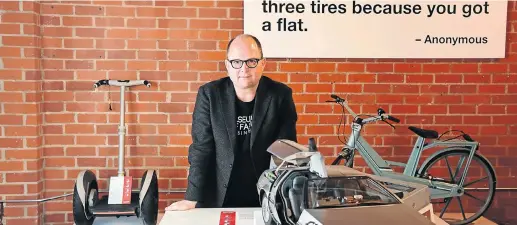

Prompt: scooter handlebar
[93,79,151,88]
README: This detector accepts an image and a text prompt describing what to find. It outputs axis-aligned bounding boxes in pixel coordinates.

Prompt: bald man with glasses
[165,34,298,210]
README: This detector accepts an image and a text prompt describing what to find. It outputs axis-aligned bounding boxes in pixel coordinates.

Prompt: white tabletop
[158,206,453,225]
[159,208,264,225]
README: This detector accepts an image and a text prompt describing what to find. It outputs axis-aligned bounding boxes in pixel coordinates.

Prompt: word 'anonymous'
[260,0,490,32]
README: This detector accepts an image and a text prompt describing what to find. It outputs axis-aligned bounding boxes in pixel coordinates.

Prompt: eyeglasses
[227,58,262,69]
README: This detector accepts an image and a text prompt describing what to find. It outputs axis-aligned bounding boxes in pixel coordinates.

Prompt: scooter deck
[90,192,140,217]
[93,216,143,225]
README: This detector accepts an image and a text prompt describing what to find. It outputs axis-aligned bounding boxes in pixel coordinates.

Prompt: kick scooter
[327,94,496,225]
[72,80,159,225]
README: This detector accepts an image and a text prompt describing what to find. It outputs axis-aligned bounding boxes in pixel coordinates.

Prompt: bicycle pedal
[431,177,446,182]
[422,174,446,182]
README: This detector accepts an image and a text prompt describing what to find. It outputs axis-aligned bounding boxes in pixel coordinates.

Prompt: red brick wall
[0,0,516,224]
[0,1,44,225]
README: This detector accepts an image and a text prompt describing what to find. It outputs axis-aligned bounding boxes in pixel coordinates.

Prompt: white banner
[243,0,508,58]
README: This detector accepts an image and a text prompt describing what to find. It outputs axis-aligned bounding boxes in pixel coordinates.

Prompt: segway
[72,79,159,225]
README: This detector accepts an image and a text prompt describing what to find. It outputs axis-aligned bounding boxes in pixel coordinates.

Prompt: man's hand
[165,200,197,211]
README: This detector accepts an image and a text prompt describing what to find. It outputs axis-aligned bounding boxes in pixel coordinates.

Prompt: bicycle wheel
[419,148,496,225]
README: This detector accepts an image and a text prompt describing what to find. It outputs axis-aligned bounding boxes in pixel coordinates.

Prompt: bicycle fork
[332,146,355,168]
[333,122,362,168]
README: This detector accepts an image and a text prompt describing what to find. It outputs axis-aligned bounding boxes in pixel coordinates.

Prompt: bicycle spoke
[464,191,485,204]
[445,156,455,183]
[440,198,452,217]
[456,197,467,220]
[464,176,488,187]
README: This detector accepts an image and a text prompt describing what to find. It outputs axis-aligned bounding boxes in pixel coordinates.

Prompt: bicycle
[325,94,497,225]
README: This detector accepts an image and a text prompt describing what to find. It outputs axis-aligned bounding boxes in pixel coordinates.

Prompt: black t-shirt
[223,97,260,208]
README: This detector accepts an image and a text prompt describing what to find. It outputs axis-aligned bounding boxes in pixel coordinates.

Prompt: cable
[437,129,466,142]
[337,102,348,145]
[354,114,376,120]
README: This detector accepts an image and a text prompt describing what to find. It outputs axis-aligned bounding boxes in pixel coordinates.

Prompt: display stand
[158,207,448,225]
[419,203,436,223]
[159,208,260,225]
[436,213,497,225]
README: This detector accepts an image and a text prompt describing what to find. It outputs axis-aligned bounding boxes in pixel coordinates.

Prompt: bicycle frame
[337,100,476,199]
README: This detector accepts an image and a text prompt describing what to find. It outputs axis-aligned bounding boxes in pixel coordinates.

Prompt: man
[165,34,298,210]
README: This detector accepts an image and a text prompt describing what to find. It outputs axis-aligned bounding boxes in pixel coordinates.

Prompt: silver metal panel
[325,165,431,212]
[298,204,434,225]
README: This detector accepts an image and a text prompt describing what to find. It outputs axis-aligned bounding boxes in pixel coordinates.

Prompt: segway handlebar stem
[93,80,151,176]
[93,79,151,88]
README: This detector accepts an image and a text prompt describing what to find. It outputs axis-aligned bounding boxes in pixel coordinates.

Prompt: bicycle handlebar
[326,94,401,125]
[361,114,399,125]
[386,115,400,123]
[93,79,151,88]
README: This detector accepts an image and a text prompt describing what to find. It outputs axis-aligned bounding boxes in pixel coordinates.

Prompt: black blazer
[183,76,298,207]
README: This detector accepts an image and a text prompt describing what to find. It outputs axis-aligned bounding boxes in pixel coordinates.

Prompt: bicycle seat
[408,126,439,139]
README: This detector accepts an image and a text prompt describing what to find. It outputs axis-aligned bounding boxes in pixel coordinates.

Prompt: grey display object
[325,166,432,213]
[297,204,434,225]
[259,139,435,225]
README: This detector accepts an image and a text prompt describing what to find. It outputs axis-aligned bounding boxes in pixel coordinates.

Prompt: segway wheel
[139,170,159,225]
[73,170,99,225]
